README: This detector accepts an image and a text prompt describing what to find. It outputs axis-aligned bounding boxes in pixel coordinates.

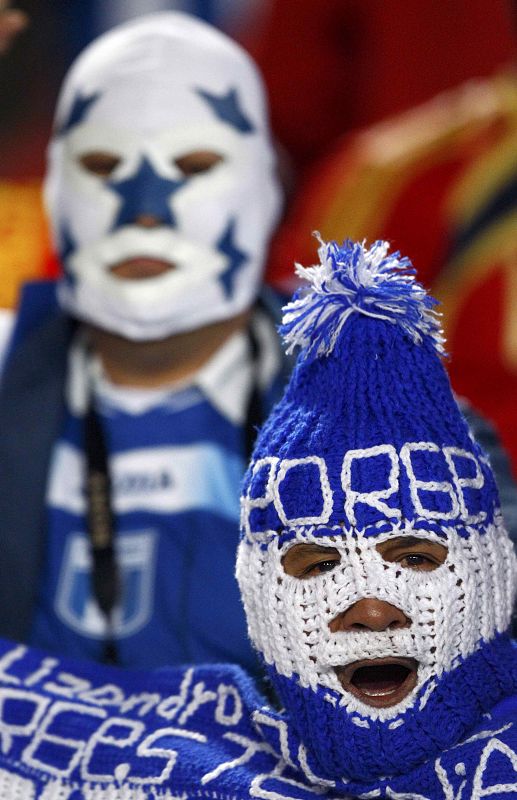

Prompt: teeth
[361,685,398,697]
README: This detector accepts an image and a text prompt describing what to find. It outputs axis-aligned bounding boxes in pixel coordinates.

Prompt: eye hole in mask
[282,536,448,579]
[174,150,224,176]
[78,151,121,177]
[376,536,447,572]
[77,149,224,179]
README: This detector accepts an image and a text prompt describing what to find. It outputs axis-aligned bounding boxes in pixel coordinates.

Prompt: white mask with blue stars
[44,12,281,340]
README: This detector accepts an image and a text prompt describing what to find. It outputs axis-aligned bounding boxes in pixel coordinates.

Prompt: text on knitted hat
[241,443,487,539]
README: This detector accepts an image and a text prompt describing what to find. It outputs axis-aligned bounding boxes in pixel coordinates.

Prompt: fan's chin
[335,657,418,708]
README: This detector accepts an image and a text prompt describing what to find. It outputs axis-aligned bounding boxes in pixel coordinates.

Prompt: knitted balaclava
[44,12,280,341]
[236,238,517,786]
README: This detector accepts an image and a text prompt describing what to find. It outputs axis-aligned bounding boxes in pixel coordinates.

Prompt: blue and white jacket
[0,281,288,671]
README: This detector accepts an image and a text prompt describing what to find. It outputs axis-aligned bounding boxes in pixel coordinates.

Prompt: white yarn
[236,520,517,722]
[280,237,446,359]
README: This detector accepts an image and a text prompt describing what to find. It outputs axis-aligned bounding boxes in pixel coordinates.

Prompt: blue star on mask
[108,157,185,230]
[58,223,76,283]
[196,87,255,133]
[217,220,248,298]
[57,92,101,136]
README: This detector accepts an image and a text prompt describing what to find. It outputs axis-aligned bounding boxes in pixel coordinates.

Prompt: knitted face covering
[44,13,280,341]
[239,523,516,782]
[236,239,517,785]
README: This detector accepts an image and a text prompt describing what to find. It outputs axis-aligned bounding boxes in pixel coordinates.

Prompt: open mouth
[109,257,175,280]
[335,657,418,708]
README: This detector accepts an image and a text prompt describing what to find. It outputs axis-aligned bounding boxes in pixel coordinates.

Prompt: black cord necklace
[84,325,263,665]
[84,398,119,665]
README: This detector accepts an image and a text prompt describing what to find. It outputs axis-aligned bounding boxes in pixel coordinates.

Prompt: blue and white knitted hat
[241,237,499,540]
[236,238,517,784]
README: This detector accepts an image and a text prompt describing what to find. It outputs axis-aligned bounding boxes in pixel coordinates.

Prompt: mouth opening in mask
[109,257,176,280]
[335,657,418,708]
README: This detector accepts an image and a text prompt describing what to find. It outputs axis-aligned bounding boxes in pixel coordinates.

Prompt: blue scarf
[0,637,515,798]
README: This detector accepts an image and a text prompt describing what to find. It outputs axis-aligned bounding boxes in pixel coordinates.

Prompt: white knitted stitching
[214,685,243,727]
[22,700,107,777]
[200,733,272,785]
[39,778,74,799]
[273,457,333,527]
[241,458,279,541]
[442,447,486,524]
[0,689,50,753]
[400,442,460,520]
[342,445,401,525]
[470,738,517,798]
[242,442,490,541]
[0,769,36,800]
[237,520,517,722]
[81,718,145,782]
[250,761,328,799]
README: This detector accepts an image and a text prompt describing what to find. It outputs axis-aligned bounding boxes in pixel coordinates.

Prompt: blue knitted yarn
[244,313,499,540]
[259,634,517,786]
[237,238,516,794]
[280,239,444,360]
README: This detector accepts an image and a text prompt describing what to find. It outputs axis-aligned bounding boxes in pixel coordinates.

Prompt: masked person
[0,12,283,670]
[0,238,514,799]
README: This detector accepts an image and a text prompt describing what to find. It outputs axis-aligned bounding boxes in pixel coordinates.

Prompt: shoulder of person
[0,308,15,375]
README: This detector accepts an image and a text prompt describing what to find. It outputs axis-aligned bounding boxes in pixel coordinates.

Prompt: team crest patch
[55,530,156,638]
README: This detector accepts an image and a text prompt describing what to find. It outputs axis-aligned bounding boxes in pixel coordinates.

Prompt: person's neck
[85,311,251,388]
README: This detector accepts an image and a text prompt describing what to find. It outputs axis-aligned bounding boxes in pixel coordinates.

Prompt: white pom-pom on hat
[280,235,445,360]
